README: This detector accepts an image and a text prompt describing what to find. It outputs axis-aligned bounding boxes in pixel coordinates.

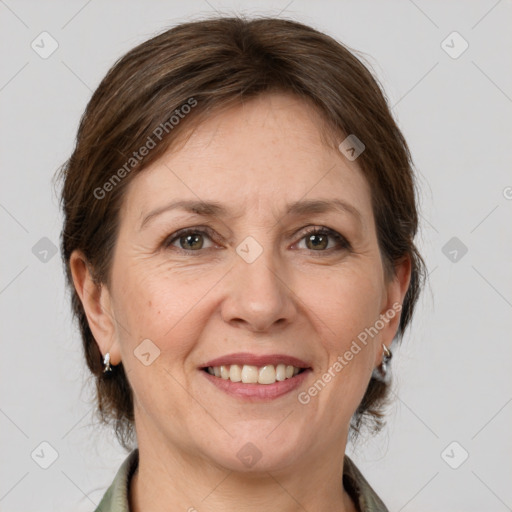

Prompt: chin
[202,426,307,474]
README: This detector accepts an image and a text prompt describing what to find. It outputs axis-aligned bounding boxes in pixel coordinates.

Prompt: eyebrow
[139,198,363,230]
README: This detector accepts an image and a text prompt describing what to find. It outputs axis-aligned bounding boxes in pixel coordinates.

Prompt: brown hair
[57,16,426,449]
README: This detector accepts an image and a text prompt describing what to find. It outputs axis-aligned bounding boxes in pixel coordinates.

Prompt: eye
[164,227,216,252]
[296,227,350,252]
[162,226,350,254]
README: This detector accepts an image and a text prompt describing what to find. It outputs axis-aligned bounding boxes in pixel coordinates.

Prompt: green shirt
[94,449,389,512]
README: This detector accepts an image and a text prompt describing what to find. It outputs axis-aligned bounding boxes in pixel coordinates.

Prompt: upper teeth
[206,364,301,384]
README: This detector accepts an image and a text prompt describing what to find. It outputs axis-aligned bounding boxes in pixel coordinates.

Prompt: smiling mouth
[203,364,307,385]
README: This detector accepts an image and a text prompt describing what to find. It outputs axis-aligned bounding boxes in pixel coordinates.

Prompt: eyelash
[162,226,351,255]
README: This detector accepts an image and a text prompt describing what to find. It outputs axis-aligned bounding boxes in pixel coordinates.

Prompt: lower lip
[201,369,311,401]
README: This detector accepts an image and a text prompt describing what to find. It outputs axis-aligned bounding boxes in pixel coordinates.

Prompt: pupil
[183,234,202,249]
[308,234,327,250]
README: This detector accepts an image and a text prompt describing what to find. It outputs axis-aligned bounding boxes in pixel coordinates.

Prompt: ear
[69,250,122,366]
[374,255,412,366]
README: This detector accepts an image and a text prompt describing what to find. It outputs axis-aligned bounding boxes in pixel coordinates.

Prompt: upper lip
[201,352,311,369]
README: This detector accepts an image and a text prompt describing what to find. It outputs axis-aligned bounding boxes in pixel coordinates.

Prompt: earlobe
[69,250,122,366]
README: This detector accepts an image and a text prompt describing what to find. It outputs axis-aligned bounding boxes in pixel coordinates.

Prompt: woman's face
[82,93,409,472]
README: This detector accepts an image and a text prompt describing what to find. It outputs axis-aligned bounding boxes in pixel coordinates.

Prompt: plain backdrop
[1,1,511,511]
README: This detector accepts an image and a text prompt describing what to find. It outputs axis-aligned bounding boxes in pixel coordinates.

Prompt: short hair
[58,16,426,449]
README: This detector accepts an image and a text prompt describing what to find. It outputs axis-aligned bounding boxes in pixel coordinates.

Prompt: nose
[221,241,297,333]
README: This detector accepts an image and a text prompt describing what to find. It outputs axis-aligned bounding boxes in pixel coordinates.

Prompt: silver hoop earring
[382,344,392,370]
[103,352,112,373]
[372,344,392,382]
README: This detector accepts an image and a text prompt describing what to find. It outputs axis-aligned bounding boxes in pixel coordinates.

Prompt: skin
[71,92,411,512]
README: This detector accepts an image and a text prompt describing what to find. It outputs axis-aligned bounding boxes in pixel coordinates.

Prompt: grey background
[1,1,511,510]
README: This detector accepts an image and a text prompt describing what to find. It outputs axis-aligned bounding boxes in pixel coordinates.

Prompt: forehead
[122,93,373,225]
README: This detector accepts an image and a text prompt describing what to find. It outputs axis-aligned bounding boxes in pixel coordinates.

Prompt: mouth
[203,363,307,384]
[200,353,312,400]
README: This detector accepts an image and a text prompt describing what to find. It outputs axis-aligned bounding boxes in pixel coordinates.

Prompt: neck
[129,434,358,512]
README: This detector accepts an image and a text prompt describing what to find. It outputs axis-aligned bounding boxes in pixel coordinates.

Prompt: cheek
[303,266,382,344]
[112,264,220,350]
[304,267,381,402]
[293,271,381,436]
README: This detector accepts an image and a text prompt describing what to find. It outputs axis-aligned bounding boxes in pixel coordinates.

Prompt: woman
[58,16,425,512]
